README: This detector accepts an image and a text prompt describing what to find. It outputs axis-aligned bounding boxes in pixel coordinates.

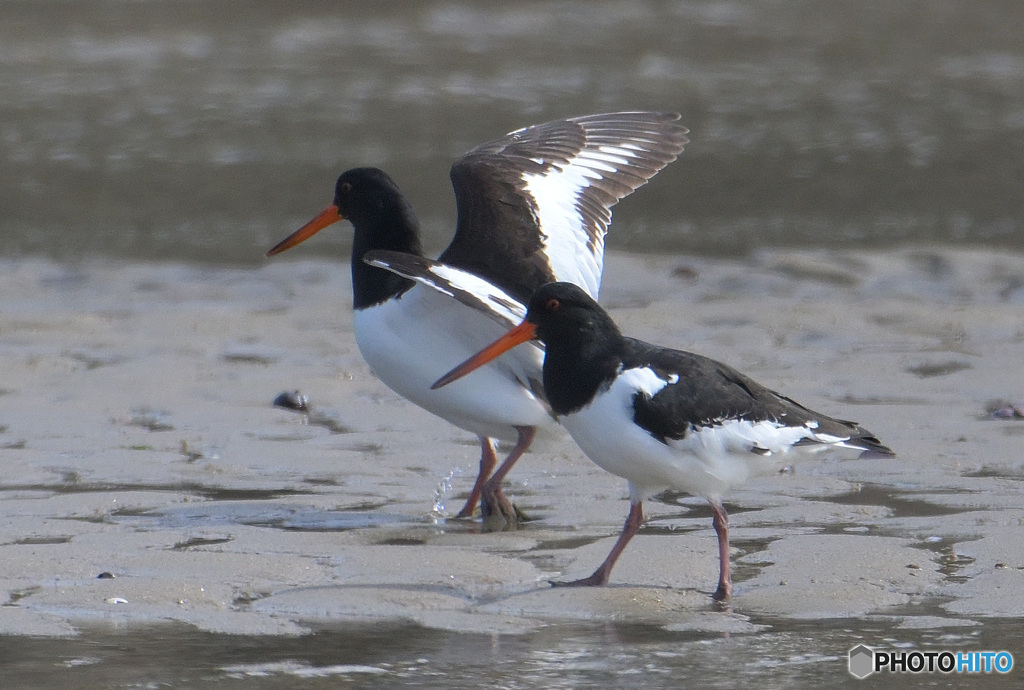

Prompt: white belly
[353,286,554,442]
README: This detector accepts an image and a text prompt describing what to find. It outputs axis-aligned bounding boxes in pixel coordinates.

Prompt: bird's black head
[520,282,625,414]
[332,168,414,229]
[327,168,422,309]
[525,282,622,349]
[267,166,422,260]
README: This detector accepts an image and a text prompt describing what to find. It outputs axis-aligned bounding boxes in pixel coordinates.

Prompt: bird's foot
[711,581,732,602]
[479,486,528,532]
[549,572,608,588]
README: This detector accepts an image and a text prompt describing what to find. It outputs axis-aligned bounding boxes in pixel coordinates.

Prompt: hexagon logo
[849,644,875,679]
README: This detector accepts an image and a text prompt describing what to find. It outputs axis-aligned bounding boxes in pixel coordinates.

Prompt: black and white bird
[267,113,689,528]
[432,282,894,599]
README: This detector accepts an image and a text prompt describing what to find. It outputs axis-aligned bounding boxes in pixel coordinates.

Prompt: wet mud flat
[0,248,1022,686]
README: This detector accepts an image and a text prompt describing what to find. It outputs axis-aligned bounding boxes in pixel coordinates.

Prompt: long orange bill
[431,320,538,390]
[266,204,343,257]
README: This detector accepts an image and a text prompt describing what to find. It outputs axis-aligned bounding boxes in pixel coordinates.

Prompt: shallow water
[3,1,1024,263]
[3,617,1022,689]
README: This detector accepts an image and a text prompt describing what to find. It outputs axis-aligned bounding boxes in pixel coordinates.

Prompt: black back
[525,283,894,456]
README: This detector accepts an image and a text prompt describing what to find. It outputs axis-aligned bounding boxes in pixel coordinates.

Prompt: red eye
[545,298,560,311]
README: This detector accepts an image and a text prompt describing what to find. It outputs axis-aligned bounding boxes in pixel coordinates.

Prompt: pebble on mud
[273,390,309,412]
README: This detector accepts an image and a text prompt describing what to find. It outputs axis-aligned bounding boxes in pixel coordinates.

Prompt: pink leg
[552,500,645,587]
[455,436,498,519]
[480,426,536,531]
[710,500,732,601]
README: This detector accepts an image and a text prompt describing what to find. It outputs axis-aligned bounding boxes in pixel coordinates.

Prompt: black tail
[846,423,895,458]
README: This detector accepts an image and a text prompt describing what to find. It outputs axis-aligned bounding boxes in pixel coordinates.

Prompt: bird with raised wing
[267,113,689,528]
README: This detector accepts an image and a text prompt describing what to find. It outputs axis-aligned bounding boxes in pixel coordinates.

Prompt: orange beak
[266,204,344,257]
[431,320,538,389]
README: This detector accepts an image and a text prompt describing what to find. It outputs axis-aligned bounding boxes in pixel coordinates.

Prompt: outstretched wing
[440,112,688,302]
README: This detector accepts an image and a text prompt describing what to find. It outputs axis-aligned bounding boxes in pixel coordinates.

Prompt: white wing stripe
[572,156,619,173]
[523,147,657,298]
[598,144,643,157]
[502,113,688,301]
[578,150,633,167]
[523,167,601,297]
[674,420,816,457]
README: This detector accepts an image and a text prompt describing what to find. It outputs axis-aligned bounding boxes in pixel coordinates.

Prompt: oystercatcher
[432,282,894,599]
[267,113,688,528]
